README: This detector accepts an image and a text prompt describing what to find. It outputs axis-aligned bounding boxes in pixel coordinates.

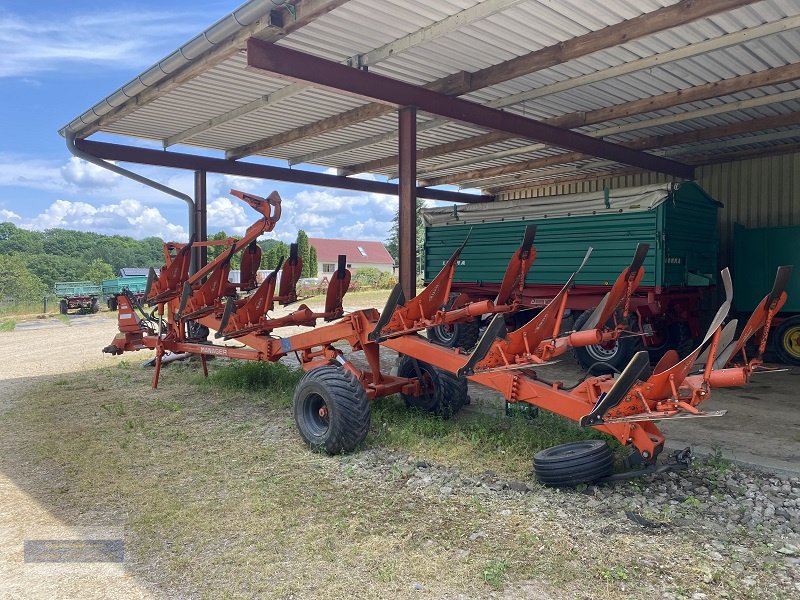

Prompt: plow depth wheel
[293,366,371,454]
[774,315,800,366]
[533,440,614,487]
[397,355,468,419]
[427,319,480,350]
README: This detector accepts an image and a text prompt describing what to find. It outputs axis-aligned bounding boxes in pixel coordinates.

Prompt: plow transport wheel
[533,440,614,487]
[396,355,468,419]
[293,366,370,454]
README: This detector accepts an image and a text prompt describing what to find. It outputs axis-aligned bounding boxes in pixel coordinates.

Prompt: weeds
[482,559,508,589]
[0,319,16,332]
[202,360,302,408]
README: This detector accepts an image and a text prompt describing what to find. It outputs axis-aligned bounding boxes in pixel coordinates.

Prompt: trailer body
[54,281,102,314]
[102,276,149,310]
[423,182,721,366]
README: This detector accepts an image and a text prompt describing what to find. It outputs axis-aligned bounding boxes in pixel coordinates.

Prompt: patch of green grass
[368,396,616,478]
[0,319,16,332]
[482,558,508,589]
[201,360,302,408]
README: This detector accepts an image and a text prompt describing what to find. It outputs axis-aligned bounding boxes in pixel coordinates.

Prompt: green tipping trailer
[422,182,721,370]
[101,276,149,310]
[54,281,102,314]
[733,223,799,365]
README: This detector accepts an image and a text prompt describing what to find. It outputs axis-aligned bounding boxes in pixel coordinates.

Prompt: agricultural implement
[103,190,792,485]
[54,281,102,314]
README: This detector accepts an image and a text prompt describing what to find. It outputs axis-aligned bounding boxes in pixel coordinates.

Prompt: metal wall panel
[496,150,800,267]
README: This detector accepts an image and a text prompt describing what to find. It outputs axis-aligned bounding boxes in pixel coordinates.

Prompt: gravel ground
[340,446,800,599]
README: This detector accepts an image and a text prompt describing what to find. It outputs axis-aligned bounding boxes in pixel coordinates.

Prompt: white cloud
[0,208,21,222]
[338,218,393,241]
[20,198,187,240]
[60,157,119,189]
[207,196,250,236]
[0,10,207,78]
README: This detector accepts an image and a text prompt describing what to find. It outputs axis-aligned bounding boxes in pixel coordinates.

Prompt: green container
[53,281,102,297]
[733,224,799,313]
[101,276,148,296]
[423,182,720,289]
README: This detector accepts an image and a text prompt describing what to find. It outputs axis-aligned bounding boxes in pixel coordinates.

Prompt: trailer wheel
[645,321,694,363]
[59,299,68,315]
[427,319,480,350]
[90,298,100,313]
[774,315,800,366]
[293,366,371,455]
[533,440,614,487]
[396,355,468,418]
[572,310,643,374]
[107,297,118,311]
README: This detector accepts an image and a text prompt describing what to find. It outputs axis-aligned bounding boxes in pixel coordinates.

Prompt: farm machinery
[103,189,791,485]
[54,281,102,314]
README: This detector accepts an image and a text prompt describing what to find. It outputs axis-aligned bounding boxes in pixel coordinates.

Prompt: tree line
[0,222,318,304]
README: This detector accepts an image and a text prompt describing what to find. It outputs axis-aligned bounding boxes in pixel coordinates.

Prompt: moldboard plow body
[102,192,792,485]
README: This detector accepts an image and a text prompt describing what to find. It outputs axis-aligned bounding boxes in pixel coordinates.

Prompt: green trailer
[53,281,102,314]
[101,276,149,310]
[733,223,799,365]
[422,182,721,370]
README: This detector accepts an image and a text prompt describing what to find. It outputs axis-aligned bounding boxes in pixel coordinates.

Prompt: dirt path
[0,315,157,599]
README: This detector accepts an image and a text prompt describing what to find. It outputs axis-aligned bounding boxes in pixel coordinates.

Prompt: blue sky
[0,1,463,243]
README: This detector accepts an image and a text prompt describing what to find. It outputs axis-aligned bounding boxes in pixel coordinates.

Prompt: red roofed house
[308,238,394,278]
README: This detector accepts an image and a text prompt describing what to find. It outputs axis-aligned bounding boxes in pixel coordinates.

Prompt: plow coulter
[103,189,792,486]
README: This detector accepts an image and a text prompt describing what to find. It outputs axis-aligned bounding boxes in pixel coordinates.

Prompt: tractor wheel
[396,355,468,419]
[573,309,644,374]
[533,440,614,487]
[427,319,480,350]
[774,315,800,366]
[293,366,371,455]
[59,299,68,315]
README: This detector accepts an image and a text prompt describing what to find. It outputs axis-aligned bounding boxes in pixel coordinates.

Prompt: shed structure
[60,0,800,296]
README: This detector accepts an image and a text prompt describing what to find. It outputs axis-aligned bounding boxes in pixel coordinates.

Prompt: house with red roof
[308,238,394,278]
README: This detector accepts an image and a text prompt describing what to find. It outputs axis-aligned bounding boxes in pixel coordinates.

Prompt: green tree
[385,198,426,272]
[308,245,318,278]
[297,230,311,277]
[85,258,115,284]
[0,254,46,302]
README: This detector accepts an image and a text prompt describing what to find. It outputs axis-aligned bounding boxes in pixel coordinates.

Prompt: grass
[0,358,782,599]
[0,319,16,332]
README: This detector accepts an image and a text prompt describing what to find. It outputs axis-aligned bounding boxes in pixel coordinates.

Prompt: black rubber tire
[427,319,480,350]
[774,315,800,366]
[396,355,468,419]
[59,299,68,315]
[293,366,371,454]
[533,440,614,487]
[573,309,644,374]
[645,321,694,363]
[90,298,100,313]
[107,297,118,311]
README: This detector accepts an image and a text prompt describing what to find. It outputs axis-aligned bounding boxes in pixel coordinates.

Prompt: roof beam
[345,17,800,177]
[425,112,800,188]
[235,0,755,162]
[422,88,800,188]
[240,39,694,179]
[354,61,800,177]
[73,139,486,204]
[163,0,524,148]
[69,0,350,140]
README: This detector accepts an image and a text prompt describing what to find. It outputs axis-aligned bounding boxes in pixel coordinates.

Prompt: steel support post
[194,170,208,270]
[398,106,417,300]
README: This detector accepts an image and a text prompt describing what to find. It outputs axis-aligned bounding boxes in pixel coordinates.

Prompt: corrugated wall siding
[496,150,800,268]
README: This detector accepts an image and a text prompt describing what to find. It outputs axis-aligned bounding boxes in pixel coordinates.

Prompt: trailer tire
[427,319,480,350]
[293,366,371,455]
[774,315,800,366]
[90,298,100,313]
[59,299,68,315]
[645,321,694,363]
[108,297,118,311]
[572,309,643,374]
[533,440,614,487]
[396,355,468,418]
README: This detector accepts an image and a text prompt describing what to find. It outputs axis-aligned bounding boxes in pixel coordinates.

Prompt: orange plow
[103,190,793,486]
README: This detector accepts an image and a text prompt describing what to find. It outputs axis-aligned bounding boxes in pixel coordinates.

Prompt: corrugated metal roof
[62,0,800,193]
